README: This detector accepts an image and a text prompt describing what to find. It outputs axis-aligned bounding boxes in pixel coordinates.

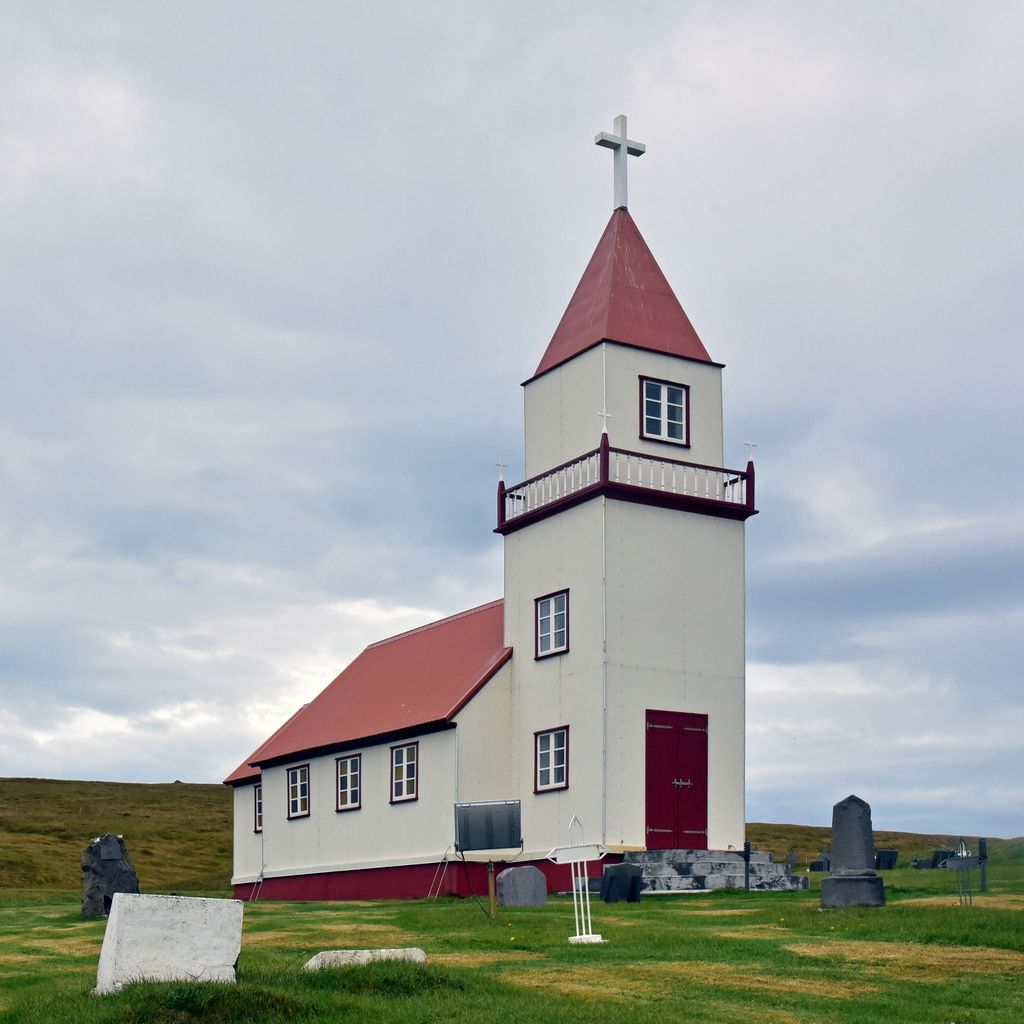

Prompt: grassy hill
[1,776,1018,893]
[0,777,232,891]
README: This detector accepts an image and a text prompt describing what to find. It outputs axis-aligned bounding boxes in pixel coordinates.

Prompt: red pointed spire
[530,209,713,381]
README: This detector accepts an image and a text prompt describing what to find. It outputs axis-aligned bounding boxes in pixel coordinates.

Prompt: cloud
[0,2,1020,839]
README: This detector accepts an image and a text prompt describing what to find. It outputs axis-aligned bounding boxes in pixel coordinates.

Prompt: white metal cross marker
[595,115,646,210]
[548,816,607,944]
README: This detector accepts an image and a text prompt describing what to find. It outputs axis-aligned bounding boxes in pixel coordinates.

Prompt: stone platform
[602,849,808,892]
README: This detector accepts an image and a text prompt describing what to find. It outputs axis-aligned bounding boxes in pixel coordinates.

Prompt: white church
[226,117,757,899]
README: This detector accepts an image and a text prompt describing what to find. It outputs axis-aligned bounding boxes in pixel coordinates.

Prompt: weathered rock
[821,794,885,909]
[496,865,547,906]
[303,948,426,970]
[95,893,243,994]
[81,834,139,917]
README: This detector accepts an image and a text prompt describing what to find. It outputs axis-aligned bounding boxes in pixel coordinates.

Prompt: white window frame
[641,377,689,446]
[286,764,310,819]
[390,742,418,803]
[535,727,569,792]
[536,590,568,658]
[336,754,361,812]
[253,783,263,832]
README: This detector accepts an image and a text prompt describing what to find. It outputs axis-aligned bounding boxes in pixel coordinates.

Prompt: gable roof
[223,600,510,783]
[529,208,714,382]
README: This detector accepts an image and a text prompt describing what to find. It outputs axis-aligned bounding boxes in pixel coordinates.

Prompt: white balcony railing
[499,440,753,526]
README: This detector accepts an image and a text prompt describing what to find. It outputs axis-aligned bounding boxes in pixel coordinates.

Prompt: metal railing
[499,437,753,526]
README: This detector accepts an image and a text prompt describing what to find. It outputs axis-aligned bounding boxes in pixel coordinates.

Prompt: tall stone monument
[81,834,140,917]
[820,794,885,908]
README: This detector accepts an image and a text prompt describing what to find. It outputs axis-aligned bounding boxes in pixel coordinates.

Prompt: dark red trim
[255,720,454,771]
[253,783,263,833]
[745,460,756,513]
[638,375,691,449]
[521,337,725,386]
[533,725,570,793]
[389,742,419,804]
[335,754,362,813]
[497,479,507,529]
[444,647,513,720]
[232,854,620,902]
[286,764,310,820]
[534,589,569,659]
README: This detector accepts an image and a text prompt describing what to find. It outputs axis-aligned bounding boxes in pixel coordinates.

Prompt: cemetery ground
[1,779,1022,1023]
[2,859,1023,1023]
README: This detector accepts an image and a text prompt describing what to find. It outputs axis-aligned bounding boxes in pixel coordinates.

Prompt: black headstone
[81,834,140,917]
[600,862,643,903]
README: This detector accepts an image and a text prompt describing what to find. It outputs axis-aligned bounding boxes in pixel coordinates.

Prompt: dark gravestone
[600,862,643,903]
[875,849,898,870]
[820,795,885,908]
[496,865,547,907]
[81,834,139,917]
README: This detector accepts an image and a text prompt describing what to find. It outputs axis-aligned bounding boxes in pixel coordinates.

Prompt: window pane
[539,751,550,770]
[667,386,684,405]
[646,417,661,435]
[554,766,565,784]
[645,381,660,399]
[539,734,550,752]
[645,399,660,418]
[539,634,550,652]
[553,594,566,614]
[668,422,684,440]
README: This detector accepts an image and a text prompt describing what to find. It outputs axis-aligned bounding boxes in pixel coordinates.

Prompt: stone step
[617,848,808,893]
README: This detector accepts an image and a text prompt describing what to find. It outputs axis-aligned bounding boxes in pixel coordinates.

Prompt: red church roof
[529,208,714,382]
[224,600,510,783]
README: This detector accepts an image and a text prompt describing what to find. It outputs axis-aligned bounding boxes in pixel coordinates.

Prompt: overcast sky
[2,2,1021,839]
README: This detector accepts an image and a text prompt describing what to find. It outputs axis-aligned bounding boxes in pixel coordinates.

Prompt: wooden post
[487,861,497,919]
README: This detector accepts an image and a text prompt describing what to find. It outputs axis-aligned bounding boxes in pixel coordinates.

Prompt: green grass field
[1,778,1021,1023]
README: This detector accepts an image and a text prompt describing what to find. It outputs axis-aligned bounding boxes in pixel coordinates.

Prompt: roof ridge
[365,598,503,650]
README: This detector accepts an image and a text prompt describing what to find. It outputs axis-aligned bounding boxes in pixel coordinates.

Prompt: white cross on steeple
[595,115,646,210]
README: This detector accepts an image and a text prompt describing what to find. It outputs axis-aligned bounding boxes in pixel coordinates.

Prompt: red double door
[644,709,709,850]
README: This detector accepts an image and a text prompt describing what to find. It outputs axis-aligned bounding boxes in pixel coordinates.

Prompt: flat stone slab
[95,893,243,994]
[303,948,426,970]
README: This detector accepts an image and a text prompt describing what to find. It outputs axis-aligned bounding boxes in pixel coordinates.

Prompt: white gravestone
[95,893,243,994]
[304,948,426,970]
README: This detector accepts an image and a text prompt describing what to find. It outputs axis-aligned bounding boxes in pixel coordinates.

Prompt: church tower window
[535,727,569,791]
[641,377,689,446]
[535,591,568,657]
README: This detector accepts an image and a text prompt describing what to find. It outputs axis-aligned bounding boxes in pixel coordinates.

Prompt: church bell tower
[497,117,756,856]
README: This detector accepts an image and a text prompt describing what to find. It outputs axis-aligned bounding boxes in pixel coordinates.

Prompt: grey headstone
[820,794,885,908]
[600,863,643,903]
[496,865,547,906]
[81,834,140,917]
[304,948,426,970]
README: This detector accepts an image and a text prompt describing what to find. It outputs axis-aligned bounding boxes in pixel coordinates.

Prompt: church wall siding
[603,500,746,851]
[242,730,458,882]
[523,345,604,478]
[503,499,609,857]
[231,783,264,883]
[453,660,514,806]
[603,344,724,468]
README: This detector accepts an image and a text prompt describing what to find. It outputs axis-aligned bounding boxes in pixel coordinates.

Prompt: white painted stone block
[303,947,426,970]
[95,893,243,994]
